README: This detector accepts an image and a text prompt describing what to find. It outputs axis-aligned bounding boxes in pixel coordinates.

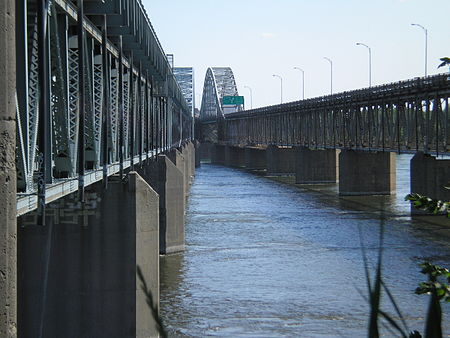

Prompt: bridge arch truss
[199,67,240,122]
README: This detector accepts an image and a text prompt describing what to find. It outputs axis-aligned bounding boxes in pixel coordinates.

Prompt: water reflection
[160,154,450,337]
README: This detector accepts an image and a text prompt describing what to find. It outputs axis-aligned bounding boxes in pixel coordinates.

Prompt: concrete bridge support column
[195,141,201,168]
[295,147,339,184]
[18,173,160,338]
[187,141,196,178]
[169,148,187,198]
[244,147,267,171]
[339,150,396,195]
[212,144,226,165]
[199,142,214,162]
[410,152,450,202]
[0,0,17,336]
[266,145,296,175]
[225,146,246,168]
[140,155,185,254]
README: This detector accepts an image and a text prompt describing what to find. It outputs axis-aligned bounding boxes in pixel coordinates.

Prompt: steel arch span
[199,67,241,122]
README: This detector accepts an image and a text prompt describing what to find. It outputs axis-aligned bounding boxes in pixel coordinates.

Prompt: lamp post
[356,42,372,87]
[323,57,333,96]
[272,74,283,104]
[293,67,305,100]
[411,23,428,77]
[244,85,253,110]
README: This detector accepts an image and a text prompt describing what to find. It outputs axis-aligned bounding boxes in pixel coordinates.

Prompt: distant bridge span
[210,73,450,155]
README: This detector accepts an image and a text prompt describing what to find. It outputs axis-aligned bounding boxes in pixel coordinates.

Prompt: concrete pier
[266,145,295,175]
[0,0,17,336]
[244,147,266,171]
[141,156,185,254]
[212,144,226,165]
[225,146,246,168]
[187,141,196,178]
[295,147,339,184]
[339,150,396,195]
[168,148,187,198]
[18,173,160,338]
[410,152,450,202]
[199,141,214,162]
[195,141,201,168]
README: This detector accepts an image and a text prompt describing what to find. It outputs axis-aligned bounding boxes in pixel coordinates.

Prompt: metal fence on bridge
[222,74,450,155]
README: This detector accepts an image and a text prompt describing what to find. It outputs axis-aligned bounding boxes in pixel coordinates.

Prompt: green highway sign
[222,96,244,105]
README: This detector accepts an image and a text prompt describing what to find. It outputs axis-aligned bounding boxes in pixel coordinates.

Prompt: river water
[160,154,450,337]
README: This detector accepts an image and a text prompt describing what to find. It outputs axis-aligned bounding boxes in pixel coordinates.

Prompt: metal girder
[220,73,450,155]
[83,0,121,15]
[16,0,193,216]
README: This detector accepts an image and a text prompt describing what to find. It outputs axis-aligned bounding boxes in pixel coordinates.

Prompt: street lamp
[356,42,372,87]
[323,57,333,96]
[293,67,305,100]
[411,23,428,77]
[272,74,283,104]
[244,85,253,110]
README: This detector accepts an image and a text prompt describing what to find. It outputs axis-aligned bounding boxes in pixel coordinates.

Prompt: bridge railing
[222,74,450,154]
[16,0,193,216]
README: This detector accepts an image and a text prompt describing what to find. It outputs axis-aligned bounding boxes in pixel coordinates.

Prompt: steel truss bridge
[204,74,450,155]
[16,0,193,217]
[200,67,240,121]
[199,67,241,142]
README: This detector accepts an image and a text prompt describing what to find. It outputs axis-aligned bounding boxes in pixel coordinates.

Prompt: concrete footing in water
[245,147,266,171]
[339,150,396,196]
[225,146,246,168]
[18,173,160,338]
[266,145,296,175]
[295,147,339,184]
[410,152,450,202]
[17,141,196,337]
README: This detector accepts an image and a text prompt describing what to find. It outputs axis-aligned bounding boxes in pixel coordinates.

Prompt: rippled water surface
[160,155,450,337]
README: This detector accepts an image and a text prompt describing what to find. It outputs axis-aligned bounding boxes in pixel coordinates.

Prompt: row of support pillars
[16,141,197,338]
[201,143,450,200]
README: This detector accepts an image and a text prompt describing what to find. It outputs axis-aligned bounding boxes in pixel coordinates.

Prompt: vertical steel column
[16,0,28,191]
[434,94,439,156]
[101,16,109,187]
[118,36,124,178]
[355,105,359,149]
[37,0,50,223]
[158,98,163,152]
[445,98,449,153]
[397,100,401,153]
[129,54,135,170]
[368,104,372,150]
[322,108,326,147]
[415,97,419,151]
[155,96,160,154]
[150,76,154,153]
[330,105,334,148]
[425,97,430,153]
[163,97,167,150]
[138,63,142,165]
[145,71,149,160]
[77,0,85,202]
[314,108,318,148]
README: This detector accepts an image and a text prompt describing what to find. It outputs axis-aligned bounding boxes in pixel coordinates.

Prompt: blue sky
[143,0,450,109]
